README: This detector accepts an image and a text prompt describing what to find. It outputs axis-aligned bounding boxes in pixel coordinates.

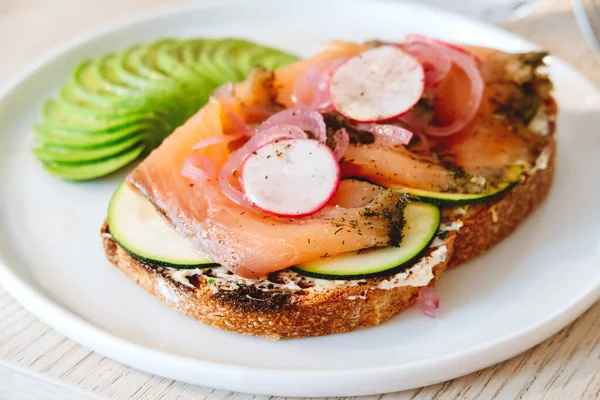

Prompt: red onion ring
[356,123,414,146]
[402,35,484,137]
[291,57,347,111]
[426,49,483,137]
[412,131,432,156]
[402,42,451,88]
[405,34,481,64]
[181,154,218,185]
[214,82,234,99]
[193,133,246,151]
[331,128,350,160]
[415,286,440,318]
[261,108,327,142]
[193,136,224,150]
[398,109,429,133]
[218,125,308,206]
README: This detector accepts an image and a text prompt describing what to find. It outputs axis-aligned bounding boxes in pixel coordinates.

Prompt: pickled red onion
[398,109,429,132]
[261,108,327,142]
[402,42,451,88]
[415,286,440,318]
[261,109,349,160]
[331,128,350,161]
[219,125,308,206]
[193,136,224,149]
[214,82,234,99]
[403,35,484,137]
[405,34,481,64]
[426,49,483,137]
[192,133,245,150]
[412,131,432,156]
[181,154,218,185]
[291,57,347,111]
[356,123,413,145]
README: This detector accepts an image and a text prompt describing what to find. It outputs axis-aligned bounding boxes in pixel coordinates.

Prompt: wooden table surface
[0,0,598,399]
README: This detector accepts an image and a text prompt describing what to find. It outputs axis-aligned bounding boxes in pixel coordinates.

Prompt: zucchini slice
[397,165,524,206]
[292,202,441,280]
[108,183,216,268]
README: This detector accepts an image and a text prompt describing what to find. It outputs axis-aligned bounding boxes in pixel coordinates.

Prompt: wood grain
[0,0,598,398]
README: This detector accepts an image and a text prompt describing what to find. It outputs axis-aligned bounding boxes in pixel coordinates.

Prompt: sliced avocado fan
[33,38,299,181]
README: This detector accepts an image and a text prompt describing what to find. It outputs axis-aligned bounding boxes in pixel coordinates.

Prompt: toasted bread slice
[101,41,558,339]
[101,136,554,339]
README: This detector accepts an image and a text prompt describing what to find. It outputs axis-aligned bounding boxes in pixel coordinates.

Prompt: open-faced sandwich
[101,35,557,339]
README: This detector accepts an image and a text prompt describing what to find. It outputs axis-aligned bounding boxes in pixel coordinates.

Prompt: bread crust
[102,226,455,339]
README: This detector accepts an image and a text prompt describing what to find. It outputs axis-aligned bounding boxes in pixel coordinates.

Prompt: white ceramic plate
[0,0,599,396]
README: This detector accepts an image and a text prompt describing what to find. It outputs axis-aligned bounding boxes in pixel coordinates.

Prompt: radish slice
[240,138,340,217]
[219,125,307,207]
[330,45,424,122]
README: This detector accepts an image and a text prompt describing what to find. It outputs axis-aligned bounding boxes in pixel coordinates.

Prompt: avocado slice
[255,50,299,70]
[63,55,176,132]
[192,39,268,85]
[33,135,143,163]
[64,61,147,112]
[96,54,145,98]
[234,46,281,77]
[181,39,222,86]
[59,83,114,111]
[70,60,132,108]
[139,39,193,86]
[154,39,208,83]
[35,122,156,148]
[41,145,145,181]
[57,87,149,120]
[116,44,178,93]
[117,44,191,125]
[42,100,158,132]
[204,39,251,83]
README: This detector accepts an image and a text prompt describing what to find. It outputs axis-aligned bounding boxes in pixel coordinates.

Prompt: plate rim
[0,0,599,395]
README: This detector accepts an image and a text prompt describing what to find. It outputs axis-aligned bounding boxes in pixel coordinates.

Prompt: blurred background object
[573,0,600,58]
[418,0,543,23]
